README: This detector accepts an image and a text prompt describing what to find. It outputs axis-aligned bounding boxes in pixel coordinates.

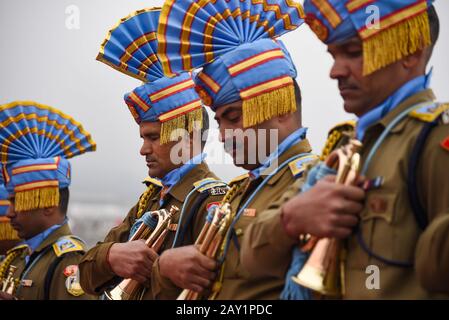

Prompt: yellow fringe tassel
[242,84,297,128]
[160,108,203,145]
[0,221,19,241]
[363,11,431,76]
[14,187,60,212]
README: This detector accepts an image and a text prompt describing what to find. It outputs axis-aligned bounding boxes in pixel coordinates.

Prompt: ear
[277,113,291,124]
[402,49,425,69]
[42,206,57,217]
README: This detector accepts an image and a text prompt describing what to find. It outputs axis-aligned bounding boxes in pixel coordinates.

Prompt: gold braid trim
[0,248,25,280]
[209,180,248,300]
[136,184,159,219]
[320,129,342,161]
[220,182,242,205]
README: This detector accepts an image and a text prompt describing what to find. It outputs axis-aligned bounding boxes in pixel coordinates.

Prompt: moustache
[338,79,359,91]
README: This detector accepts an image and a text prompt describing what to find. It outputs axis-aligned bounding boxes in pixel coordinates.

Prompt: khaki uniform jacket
[344,90,449,299]
[214,139,315,300]
[1,223,94,300]
[279,90,449,299]
[79,162,226,299]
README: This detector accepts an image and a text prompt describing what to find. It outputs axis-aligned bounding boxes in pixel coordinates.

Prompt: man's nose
[140,141,152,156]
[330,58,350,80]
[6,204,16,219]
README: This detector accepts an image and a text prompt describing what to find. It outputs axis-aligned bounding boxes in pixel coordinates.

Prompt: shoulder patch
[194,178,229,194]
[52,236,86,257]
[289,154,319,178]
[409,103,449,123]
[207,186,229,196]
[229,173,249,185]
[142,176,163,187]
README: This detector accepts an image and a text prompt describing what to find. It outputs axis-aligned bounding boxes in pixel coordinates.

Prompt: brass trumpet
[177,203,232,300]
[292,139,363,297]
[104,205,179,300]
[1,265,18,295]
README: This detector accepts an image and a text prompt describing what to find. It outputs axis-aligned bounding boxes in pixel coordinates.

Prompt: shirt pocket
[349,191,398,268]
[222,215,256,279]
[355,189,419,269]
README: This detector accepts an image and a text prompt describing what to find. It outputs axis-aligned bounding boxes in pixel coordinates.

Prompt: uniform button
[235,228,243,236]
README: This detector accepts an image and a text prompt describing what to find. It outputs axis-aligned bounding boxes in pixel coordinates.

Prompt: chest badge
[243,208,257,217]
[441,136,449,152]
[64,265,85,297]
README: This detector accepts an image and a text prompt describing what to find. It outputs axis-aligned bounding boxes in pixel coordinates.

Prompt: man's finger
[331,227,353,239]
[187,274,212,291]
[338,185,365,201]
[144,247,159,262]
[197,254,217,271]
[131,273,148,284]
[336,199,364,216]
[334,212,360,228]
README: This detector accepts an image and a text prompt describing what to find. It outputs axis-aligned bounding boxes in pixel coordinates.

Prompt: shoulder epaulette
[409,103,449,123]
[193,178,229,193]
[229,173,249,185]
[326,120,356,136]
[142,176,163,187]
[6,244,29,256]
[52,236,86,257]
[289,154,319,178]
[321,120,356,161]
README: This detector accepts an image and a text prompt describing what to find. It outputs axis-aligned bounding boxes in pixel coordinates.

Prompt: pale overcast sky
[1,0,448,211]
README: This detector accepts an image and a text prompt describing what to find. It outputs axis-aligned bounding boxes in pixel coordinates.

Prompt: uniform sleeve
[415,125,449,293]
[150,191,224,299]
[50,252,97,300]
[240,179,302,278]
[79,205,138,295]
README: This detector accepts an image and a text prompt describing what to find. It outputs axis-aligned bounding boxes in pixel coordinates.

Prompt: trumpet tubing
[293,140,362,298]
[177,203,232,300]
[105,205,179,300]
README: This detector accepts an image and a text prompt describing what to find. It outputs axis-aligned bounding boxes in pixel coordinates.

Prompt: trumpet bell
[104,279,141,300]
[292,238,342,297]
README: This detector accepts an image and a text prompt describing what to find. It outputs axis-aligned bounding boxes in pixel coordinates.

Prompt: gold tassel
[242,84,297,128]
[0,220,19,241]
[363,11,431,76]
[14,187,60,212]
[160,108,203,145]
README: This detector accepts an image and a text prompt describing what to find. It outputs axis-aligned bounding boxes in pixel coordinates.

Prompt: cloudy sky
[1,0,448,211]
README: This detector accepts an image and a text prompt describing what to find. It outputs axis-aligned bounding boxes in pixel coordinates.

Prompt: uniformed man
[155,0,318,299]
[280,0,449,298]
[78,8,227,300]
[0,178,20,259]
[0,101,96,300]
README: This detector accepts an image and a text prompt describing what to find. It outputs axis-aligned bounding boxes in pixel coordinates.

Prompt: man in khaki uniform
[280,1,449,299]
[78,8,227,300]
[0,101,96,300]
[156,0,317,299]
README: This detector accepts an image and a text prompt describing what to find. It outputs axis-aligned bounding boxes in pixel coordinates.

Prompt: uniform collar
[167,161,213,202]
[249,127,308,180]
[160,153,206,189]
[30,222,72,254]
[266,138,313,186]
[357,71,432,140]
[23,219,67,254]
